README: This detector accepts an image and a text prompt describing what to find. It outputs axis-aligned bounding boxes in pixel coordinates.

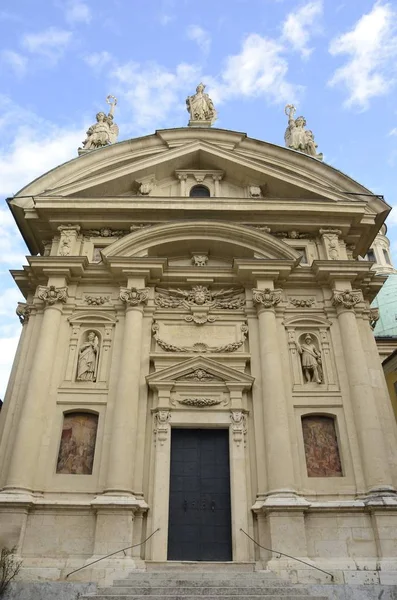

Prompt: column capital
[36,285,68,306]
[120,286,149,306]
[332,288,363,310]
[252,288,282,309]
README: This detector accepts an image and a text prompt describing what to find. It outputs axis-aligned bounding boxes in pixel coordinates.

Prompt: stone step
[146,562,256,572]
[82,596,328,600]
[99,587,311,596]
[112,578,283,587]
[115,573,280,582]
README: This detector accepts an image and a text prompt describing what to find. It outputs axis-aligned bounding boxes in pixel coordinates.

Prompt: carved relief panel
[284,315,339,392]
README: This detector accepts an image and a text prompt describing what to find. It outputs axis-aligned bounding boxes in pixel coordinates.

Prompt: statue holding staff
[284,104,323,160]
[80,95,119,151]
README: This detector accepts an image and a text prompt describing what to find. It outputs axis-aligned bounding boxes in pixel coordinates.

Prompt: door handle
[211,501,215,512]
[183,500,188,512]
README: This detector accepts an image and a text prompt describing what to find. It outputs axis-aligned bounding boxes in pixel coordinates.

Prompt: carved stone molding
[37,285,68,306]
[57,224,81,257]
[252,288,282,309]
[289,297,315,308]
[192,254,208,267]
[130,223,156,232]
[332,289,363,310]
[176,369,223,382]
[178,398,221,407]
[152,321,248,353]
[230,410,247,447]
[274,230,311,239]
[84,295,110,305]
[120,287,150,306]
[84,227,128,238]
[16,302,31,324]
[319,228,342,261]
[153,410,171,446]
[247,224,271,233]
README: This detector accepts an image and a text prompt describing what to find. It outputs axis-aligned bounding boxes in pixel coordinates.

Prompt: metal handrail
[240,528,334,581]
[65,528,160,579]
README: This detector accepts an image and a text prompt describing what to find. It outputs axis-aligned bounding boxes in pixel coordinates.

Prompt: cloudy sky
[0,0,397,396]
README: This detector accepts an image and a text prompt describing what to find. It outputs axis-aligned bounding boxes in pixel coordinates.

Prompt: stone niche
[61,312,117,390]
[284,315,339,393]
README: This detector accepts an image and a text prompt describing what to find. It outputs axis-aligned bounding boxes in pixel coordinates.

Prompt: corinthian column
[252,287,296,495]
[104,286,149,495]
[332,288,395,495]
[5,285,68,493]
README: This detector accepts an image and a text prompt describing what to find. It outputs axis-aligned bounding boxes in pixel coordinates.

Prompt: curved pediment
[101,221,302,261]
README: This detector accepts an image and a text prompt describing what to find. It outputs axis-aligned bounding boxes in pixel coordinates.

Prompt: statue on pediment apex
[186,83,217,125]
[284,104,323,161]
[80,95,119,152]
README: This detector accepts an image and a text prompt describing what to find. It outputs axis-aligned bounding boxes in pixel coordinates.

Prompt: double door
[167,428,232,561]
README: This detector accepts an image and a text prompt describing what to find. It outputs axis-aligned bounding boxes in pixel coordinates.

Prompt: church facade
[1,113,397,585]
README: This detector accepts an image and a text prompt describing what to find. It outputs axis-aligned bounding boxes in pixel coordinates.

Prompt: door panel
[167,428,232,561]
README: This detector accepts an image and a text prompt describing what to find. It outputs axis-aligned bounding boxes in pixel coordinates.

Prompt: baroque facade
[1,122,397,585]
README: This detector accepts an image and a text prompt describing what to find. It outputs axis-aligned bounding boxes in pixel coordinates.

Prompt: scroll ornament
[120,287,150,306]
[37,285,68,306]
[252,288,282,309]
[332,289,363,309]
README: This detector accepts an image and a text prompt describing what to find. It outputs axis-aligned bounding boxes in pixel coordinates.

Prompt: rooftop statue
[284,104,323,161]
[79,95,119,153]
[186,83,217,126]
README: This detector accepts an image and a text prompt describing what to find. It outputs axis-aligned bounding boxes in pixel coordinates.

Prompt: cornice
[233,259,299,283]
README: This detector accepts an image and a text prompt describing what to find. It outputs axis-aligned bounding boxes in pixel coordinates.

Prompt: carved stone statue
[284,105,323,160]
[295,333,322,384]
[186,83,217,125]
[77,331,99,382]
[80,95,119,152]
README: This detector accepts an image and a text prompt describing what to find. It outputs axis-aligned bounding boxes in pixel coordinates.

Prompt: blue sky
[0,0,397,396]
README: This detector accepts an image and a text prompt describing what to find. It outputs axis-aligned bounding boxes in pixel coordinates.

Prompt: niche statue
[295,333,322,384]
[77,331,99,382]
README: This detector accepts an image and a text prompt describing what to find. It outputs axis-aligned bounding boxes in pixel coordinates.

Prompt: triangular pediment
[12,129,378,204]
[146,355,254,389]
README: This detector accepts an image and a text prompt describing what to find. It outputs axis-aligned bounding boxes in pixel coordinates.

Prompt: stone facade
[1,127,397,586]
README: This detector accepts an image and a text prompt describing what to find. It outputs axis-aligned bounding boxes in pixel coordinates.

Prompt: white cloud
[282,0,323,58]
[85,51,112,71]
[328,1,397,109]
[187,25,211,55]
[216,33,301,104]
[1,50,27,76]
[22,27,72,63]
[389,127,397,136]
[158,13,174,26]
[63,0,92,24]
[112,61,202,132]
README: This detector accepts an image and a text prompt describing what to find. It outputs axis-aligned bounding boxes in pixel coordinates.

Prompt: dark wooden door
[167,428,232,561]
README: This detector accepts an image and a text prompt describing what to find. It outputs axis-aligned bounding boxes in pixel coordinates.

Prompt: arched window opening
[301,415,342,477]
[189,184,210,197]
[56,412,98,474]
[383,249,392,265]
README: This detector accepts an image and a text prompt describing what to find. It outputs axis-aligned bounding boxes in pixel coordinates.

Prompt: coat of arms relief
[154,285,246,325]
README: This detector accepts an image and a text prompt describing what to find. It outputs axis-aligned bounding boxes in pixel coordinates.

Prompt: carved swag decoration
[178,398,222,407]
[152,321,248,353]
[252,288,282,308]
[120,287,150,306]
[155,285,245,325]
[37,285,68,306]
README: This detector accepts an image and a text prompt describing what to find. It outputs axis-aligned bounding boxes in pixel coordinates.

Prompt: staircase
[81,567,329,600]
